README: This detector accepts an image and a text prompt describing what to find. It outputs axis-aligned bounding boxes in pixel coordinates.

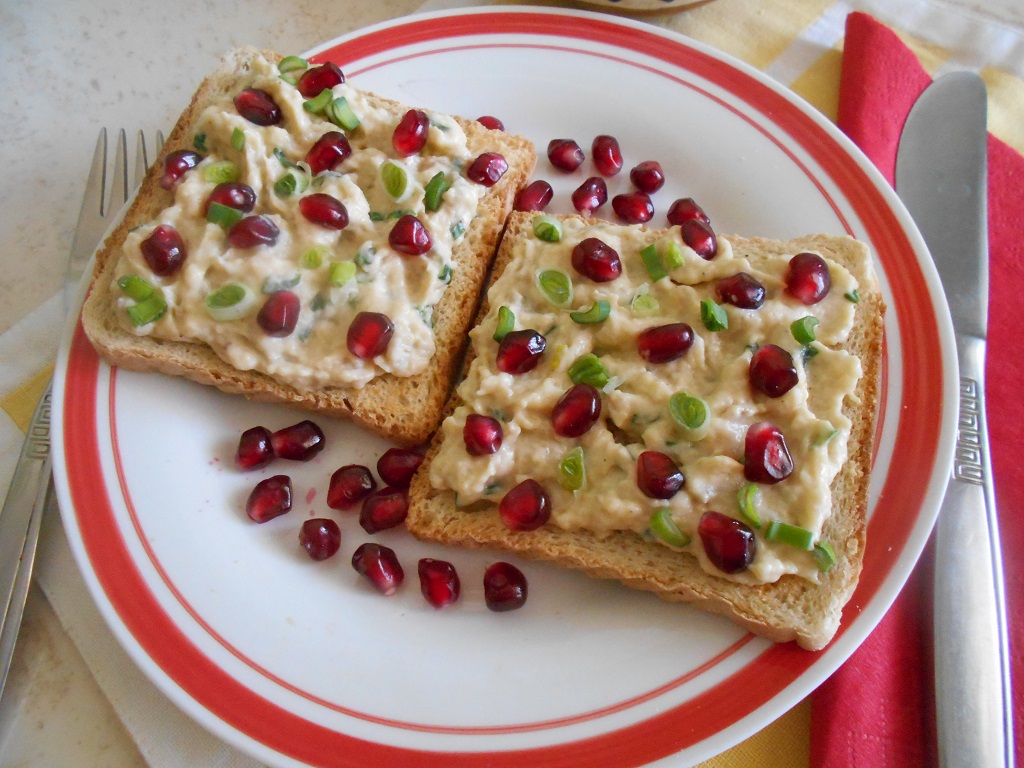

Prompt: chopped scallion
[663,241,685,269]
[230,127,246,152]
[206,202,244,228]
[205,283,256,321]
[640,243,666,281]
[261,273,301,293]
[329,260,356,286]
[380,160,410,201]
[451,221,466,239]
[301,247,328,269]
[116,274,154,301]
[649,508,690,549]
[202,160,240,184]
[568,353,610,389]
[558,446,587,492]
[424,171,452,211]
[325,97,360,130]
[668,391,710,439]
[303,88,333,114]
[193,133,207,152]
[569,300,610,325]
[438,264,452,284]
[700,298,728,332]
[631,291,660,316]
[278,55,309,74]
[812,541,838,572]
[764,520,815,551]
[791,315,819,344]
[844,288,860,303]
[125,292,167,327]
[273,168,309,197]
[493,305,515,341]
[736,483,761,528]
[532,215,562,242]
[537,269,573,307]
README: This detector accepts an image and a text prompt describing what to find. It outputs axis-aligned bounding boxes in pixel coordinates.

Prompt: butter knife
[895,72,1014,767]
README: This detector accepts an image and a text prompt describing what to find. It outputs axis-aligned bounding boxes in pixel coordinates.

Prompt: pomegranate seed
[636,451,684,499]
[327,464,376,509]
[295,62,344,99]
[299,518,341,561]
[271,420,325,461]
[513,180,553,212]
[299,192,349,230]
[717,272,766,309]
[140,224,187,277]
[418,558,461,608]
[352,543,404,596]
[467,152,508,187]
[204,182,256,216]
[234,88,282,126]
[681,219,718,260]
[159,150,201,189]
[666,197,710,226]
[571,176,608,215]
[744,422,794,484]
[749,344,798,398]
[246,475,292,523]
[499,479,550,531]
[547,139,585,172]
[376,448,424,489]
[392,109,429,156]
[592,135,623,176]
[699,511,755,574]
[235,426,273,470]
[229,215,279,249]
[257,290,300,337]
[360,487,409,533]
[484,562,528,611]
[388,214,432,256]
[551,384,602,438]
[637,323,694,364]
[463,414,503,455]
[571,237,621,282]
[630,161,665,193]
[477,115,505,131]
[347,311,394,359]
[305,131,352,175]
[612,191,654,224]
[496,329,546,374]
[786,252,831,304]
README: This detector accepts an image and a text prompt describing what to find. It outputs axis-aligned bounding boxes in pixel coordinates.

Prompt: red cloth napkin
[810,11,1024,767]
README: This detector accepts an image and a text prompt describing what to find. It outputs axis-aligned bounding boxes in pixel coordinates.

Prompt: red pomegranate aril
[666,197,710,226]
[699,511,756,574]
[717,272,766,309]
[483,562,528,611]
[299,518,341,561]
[141,224,187,277]
[388,214,432,256]
[636,451,684,499]
[204,182,256,216]
[352,543,404,596]
[749,344,799,398]
[257,290,300,337]
[235,426,273,470]
[347,311,394,359]
[376,448,424,489]
[229,215,280,249]
[637,323,694,364]
[299,192,349,230]
[547,139,585,172]
[513,179,553,212]
[246,475,292,523]
[234,88,282,126]
[271,420,325,461]
[499,479,550,531]
[305,131,352,175]
[592,135,623,176]
[744,422,795,484]
[571,176,608,215]
[467,152,508,187]
[463,414,503,455]
[681,219,718,260]
[159,149,201,189]
[327,464,376,509]
[392,109,429,156]
[571,237,621,282]
[786,252,831,304]
[612,191,654,224]
[360,487,409,533]
[630,161,665,194]
[418,558,461,608]
[295,61,345,99]
[496,329,546,374]
[477,115,505,131]
[551,384,602,438]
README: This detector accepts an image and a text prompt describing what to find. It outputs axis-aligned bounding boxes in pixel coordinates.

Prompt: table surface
[1,0,1022,765]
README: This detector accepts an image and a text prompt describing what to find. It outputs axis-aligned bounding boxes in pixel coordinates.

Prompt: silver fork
[0,128,163,701]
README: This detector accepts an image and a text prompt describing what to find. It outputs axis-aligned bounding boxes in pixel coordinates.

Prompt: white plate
[52,8,957,767]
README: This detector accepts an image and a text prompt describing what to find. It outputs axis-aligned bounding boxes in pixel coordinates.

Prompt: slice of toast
[82,48,535,447]
[406,212,884,650]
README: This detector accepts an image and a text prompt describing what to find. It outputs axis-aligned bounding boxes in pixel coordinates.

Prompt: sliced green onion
[205,283,257,321]
[663,241,685,270]
[451,221,466,239]
[649,508,690,549]
[668,391,710,439]
[301,246,328,269]
[631,291,660,316]
[558,446,587,492]
[437,264,453,284]
[273,147,299,169]
[303,88,333,115]
[791,316,820,344]
[310,292,329,312]
[325,97,360,130]
[493,305,515,342]
[568,353,610,389]
[329,260,356,286]
[262,273,301,293]
[736,482,761,528]
[844,288,860,303]
[273,168,310,198]
[193,133,207,152]
[125,292,167,327]
[203,160,240,184]
[570,300,610,325]
[700,298,728,332]
[206,202,244,228]
[765,520,815,551]
[230,127,246,152]
[537,269,573,307]
[815,423,840,446]
[355,243,376,266]
[380,161,410,201]
[640,243,666,282]
[802,344,819,362]
[278,55,309,74]
[116,274,154,301]
[532,215,563,243]
[424,172,452,212]
[812,541,838,573]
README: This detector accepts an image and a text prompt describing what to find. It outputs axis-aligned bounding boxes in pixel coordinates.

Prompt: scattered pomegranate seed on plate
[629,161,665,193]
[376,448,424,489]
[418,558,461,608]
[547,138,585,172]
[514,179,553,212]
[235,426,273,470]
[612,191,654,224]
[246,475,292,523]
[483,562,528,611]
[352,543,404,596]
[591,134,623,176]
[360,487,409,533]
[571,176,608,215]
[299,518,341,561]
[327,464,377,509]
[666,197,710,226]
[270,420,325,461]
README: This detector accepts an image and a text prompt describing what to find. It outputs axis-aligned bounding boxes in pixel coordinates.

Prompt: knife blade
[895,72,1014,767]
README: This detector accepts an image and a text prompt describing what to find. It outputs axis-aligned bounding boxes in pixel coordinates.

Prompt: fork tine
[108,128,130,214]
[134,130,149,189]
[65,129,110,307]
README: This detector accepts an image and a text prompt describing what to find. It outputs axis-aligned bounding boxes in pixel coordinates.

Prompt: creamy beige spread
[429,218,863,585]
[112,53,492,389]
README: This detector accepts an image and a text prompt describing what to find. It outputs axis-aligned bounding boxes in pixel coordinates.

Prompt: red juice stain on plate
[305,487,317,504]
